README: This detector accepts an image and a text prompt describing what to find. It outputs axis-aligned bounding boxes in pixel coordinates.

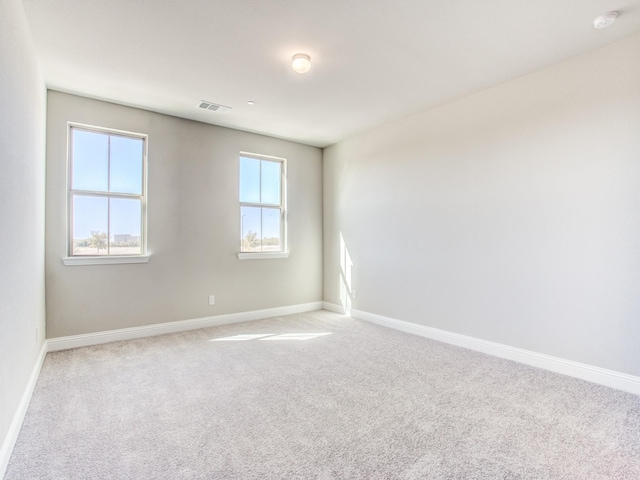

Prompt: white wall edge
[47,301,324,352]
[322,302,346,314]
[0,341,48,479]
[351,308,640,396]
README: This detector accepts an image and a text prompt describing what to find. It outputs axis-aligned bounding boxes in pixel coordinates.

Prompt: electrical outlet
[352,289,357,299]
[208,295,215,305]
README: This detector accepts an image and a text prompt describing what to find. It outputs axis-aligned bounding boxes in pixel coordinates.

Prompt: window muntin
[68,125,147,257]
[239,153,286,253]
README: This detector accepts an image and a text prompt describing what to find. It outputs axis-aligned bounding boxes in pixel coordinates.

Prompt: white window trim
[239,151,288,258]
[66,122,149,266]
[237,252,289,260]
[62,255,151,266]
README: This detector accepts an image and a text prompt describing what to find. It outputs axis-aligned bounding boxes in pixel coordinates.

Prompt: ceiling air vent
[198,100,231,113]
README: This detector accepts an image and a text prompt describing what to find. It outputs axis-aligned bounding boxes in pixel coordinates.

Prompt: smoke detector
[593,11,618,29]
[197,101,231,113]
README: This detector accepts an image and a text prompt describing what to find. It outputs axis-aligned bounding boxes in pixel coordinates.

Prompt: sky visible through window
[71,128,144,254]
[240,156,282,251]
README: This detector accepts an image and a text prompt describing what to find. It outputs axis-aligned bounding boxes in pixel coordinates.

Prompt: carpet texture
[5,310,640,479]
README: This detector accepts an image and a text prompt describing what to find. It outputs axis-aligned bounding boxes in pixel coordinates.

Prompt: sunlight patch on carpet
[210,332,333,342]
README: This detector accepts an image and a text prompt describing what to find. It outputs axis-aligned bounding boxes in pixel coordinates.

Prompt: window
[239,152,287,258]
[65,124,147,265]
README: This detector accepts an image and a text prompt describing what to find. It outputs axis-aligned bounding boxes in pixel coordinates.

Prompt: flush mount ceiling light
[593,11,618,29]
[292,53,311,74]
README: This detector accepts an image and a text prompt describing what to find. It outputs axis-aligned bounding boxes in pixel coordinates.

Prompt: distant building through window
[68,124,147,257]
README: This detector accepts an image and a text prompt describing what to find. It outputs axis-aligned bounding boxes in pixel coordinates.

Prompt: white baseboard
[47,301,324,352]
[0,341,47,479]
[322,301,346,314]
[350,308,640,396]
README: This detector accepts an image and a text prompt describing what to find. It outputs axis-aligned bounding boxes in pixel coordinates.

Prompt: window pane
[110,198,142,255]
[261,160,281,205]
[72,129,108,191]
[241,206,261,252]
[110,135,143,194]
[262,208,281,252]
[240,157,260,203]
[72,195,108,255]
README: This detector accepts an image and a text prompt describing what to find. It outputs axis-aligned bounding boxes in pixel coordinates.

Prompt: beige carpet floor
[5,310,640,479]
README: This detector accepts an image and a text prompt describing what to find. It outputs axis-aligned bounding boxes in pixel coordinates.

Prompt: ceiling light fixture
[593,11,618,29]
[292,53,311,74]
[247,101,255,105]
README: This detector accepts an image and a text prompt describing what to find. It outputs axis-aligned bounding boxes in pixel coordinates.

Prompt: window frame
[63,122,149,266]
[238,151,288,260]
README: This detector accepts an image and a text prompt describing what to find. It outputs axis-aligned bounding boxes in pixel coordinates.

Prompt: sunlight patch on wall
[340,232,354,315]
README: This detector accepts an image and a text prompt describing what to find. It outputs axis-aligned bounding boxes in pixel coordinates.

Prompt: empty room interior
[2,0,640,478]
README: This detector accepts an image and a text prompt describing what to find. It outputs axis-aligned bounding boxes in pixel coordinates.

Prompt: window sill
[237,252,289,260]
[62,255,151,266]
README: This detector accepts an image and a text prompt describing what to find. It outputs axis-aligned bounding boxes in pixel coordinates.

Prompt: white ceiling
[22,0,640,148]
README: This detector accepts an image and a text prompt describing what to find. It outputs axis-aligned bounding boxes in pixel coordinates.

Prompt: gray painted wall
[324,34,640,376]
[0,0,47,460]
[46,92,323,338]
